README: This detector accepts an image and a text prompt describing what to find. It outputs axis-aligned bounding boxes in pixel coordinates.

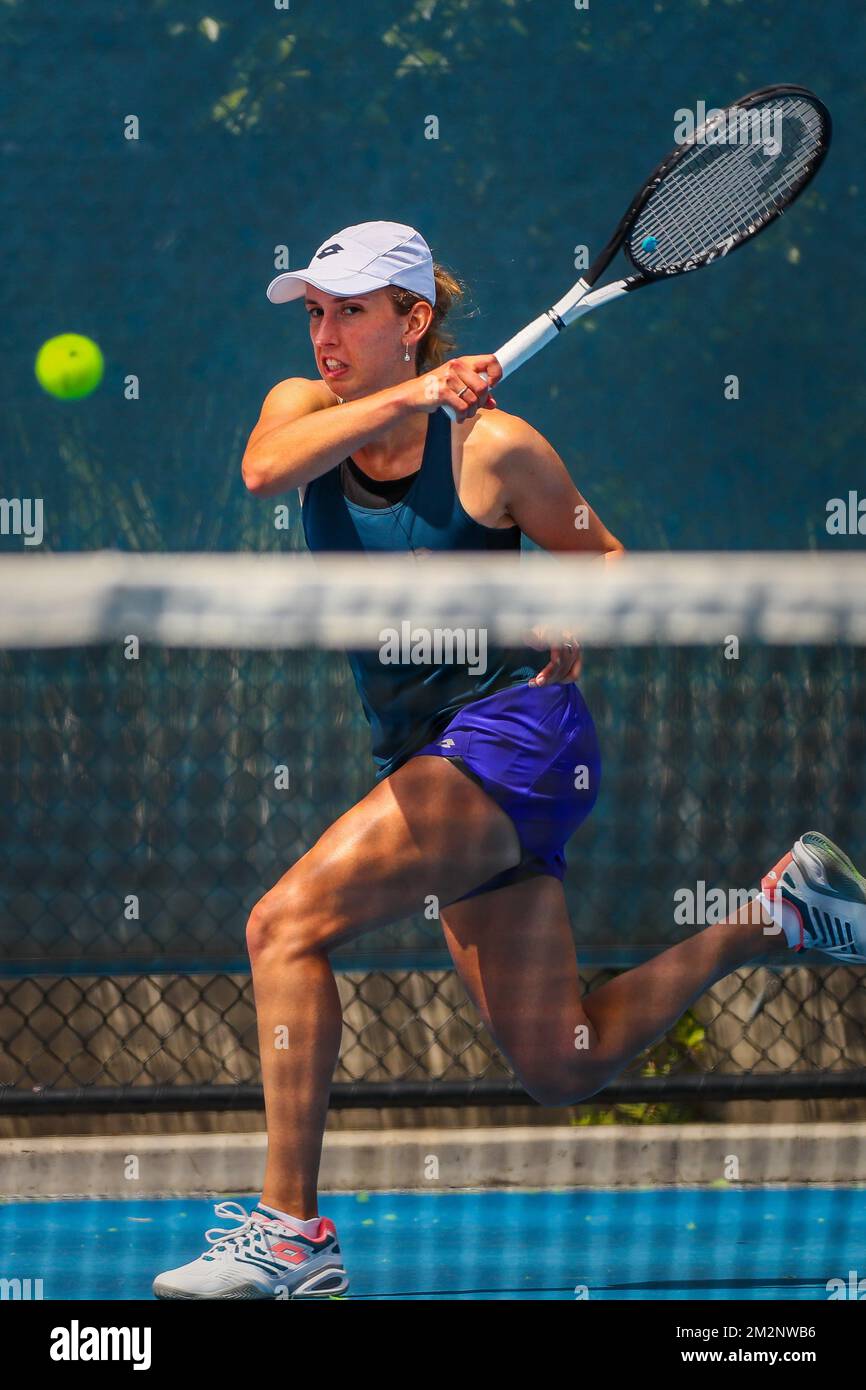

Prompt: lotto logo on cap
[267,221,436,306]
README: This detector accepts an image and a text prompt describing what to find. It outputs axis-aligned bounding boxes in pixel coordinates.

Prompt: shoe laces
[203,1200,278,1258]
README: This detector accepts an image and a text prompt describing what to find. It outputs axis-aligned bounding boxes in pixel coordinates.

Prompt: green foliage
[570,1008,707,1126]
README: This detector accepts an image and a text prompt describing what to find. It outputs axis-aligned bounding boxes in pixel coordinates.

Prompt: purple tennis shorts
[412,681,601,902]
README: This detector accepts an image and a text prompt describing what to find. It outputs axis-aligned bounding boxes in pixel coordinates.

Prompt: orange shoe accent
[760,849,794,900]
[270,1241,307,1265]
[761,849,805,951]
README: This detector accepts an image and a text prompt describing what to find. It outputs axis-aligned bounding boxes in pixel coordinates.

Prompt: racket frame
[444,84,831,408]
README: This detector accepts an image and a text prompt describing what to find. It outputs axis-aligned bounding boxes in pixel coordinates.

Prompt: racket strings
[682,102,822,221]
[640,123,818,263]
[630,95,827,272]
[645,147,777,261]
[634,101,823,266]
[658,97,823,230]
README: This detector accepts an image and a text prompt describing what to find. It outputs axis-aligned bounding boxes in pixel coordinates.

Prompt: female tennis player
[154,222,866,1299]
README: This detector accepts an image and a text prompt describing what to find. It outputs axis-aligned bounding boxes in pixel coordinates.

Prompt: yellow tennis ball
[35,333,104,400]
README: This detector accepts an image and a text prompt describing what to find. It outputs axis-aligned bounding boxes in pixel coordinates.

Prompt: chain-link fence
[3,963,866,1115]
[2,642,865,1111]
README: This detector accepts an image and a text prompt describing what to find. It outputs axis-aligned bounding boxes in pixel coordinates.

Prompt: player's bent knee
[519,1062,607,1108]
[246,863,350,962]
[245,895,290,960]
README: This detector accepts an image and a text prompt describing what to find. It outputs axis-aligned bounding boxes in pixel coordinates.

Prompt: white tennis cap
[266,221,436,306]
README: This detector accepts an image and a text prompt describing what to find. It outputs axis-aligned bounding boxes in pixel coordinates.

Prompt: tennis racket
[444,84,831,418]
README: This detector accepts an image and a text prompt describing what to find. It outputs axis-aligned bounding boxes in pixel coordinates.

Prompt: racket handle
[442,369,489,423]
[442,313,559,421]
[441,278,610,420]
[494,314,561,377]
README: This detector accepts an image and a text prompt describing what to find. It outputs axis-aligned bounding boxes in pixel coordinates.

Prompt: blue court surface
[3,1187,864,1301]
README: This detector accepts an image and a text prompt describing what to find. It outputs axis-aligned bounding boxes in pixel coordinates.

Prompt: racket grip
[494,314,561,377]
[442,370,490,423]
[443,312,563,421]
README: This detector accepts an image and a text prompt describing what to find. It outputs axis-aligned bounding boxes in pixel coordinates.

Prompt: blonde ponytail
[389,263,465,374]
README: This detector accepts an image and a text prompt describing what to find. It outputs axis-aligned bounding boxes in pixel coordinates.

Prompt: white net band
[1,551,865,648]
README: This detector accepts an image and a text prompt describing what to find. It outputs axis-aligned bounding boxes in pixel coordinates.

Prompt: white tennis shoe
[152,1200,349,1300]
[759,831,866,964]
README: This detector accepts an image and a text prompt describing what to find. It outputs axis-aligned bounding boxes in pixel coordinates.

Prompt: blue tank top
[302,406,538,777]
